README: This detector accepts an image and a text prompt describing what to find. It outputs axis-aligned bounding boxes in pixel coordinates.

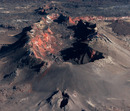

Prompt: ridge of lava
[28,13,105,66]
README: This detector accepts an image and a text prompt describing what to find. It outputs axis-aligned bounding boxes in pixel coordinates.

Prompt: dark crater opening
[60,92,69,109]
[35,7,47,15]
[61,20,104,64]
[61,43,104,64]
[54,14,68,24]
[68,20,96,41]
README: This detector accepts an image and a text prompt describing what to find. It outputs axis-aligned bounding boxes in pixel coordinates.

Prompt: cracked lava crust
[28,13,104,67]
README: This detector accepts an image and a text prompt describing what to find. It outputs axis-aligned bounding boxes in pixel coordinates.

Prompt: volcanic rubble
[27,13,105,67]
[0,5,130,111]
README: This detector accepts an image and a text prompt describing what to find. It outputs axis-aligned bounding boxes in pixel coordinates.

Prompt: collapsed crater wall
[28,13,104,66]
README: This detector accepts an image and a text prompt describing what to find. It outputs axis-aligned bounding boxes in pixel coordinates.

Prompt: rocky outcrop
[28,13,104,66]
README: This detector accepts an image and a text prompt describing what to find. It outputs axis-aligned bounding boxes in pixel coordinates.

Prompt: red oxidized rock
[91,50,96,58]
[28,13,107,65]
[28,14,64,63]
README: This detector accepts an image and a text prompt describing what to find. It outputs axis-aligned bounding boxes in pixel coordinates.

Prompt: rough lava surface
[0,1,130,111]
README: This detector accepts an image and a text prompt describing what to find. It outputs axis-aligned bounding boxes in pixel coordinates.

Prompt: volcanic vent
[28,13,104,65]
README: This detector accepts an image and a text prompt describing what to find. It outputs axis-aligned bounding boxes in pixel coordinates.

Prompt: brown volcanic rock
[0,1,130,111]
[28,13,104,65]
[108,20,130,36]
[28,13,68,64]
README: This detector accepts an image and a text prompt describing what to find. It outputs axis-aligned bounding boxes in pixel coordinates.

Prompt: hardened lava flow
[0,2,130,110]
[28,13,104,66]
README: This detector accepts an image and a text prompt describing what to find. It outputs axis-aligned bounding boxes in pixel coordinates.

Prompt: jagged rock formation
[28,13,104,66]
[0,2,130,111]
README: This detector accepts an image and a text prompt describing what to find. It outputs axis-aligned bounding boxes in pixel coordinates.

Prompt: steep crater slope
[28,13,104,66]
[0,12,106,84]
[0,5,130,111]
